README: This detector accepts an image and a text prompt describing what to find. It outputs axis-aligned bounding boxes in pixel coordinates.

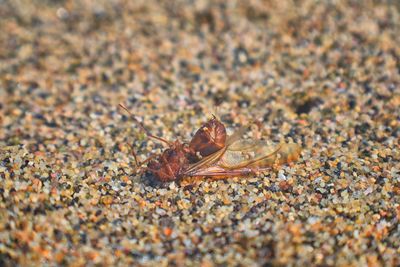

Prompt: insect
[119,104,301,182]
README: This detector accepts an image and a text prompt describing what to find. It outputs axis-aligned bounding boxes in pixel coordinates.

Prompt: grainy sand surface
[0,1,399,266]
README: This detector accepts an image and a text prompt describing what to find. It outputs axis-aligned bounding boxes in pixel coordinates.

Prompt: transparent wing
[226,124,251,146]
[248,143,301,167]
[218,142,301,169]
[185,123,254,174]
[227,139,265,151]
[185,119,302,177]
[185,147,226,174]
[187,165,256,178]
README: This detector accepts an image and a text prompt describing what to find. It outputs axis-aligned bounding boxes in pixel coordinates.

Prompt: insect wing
[185,122,302,178]
[248,143,301,168]
[225,124,250,146]
[187,142,300,178]
[218,141,301,169]
[185,127,263,175]
[185,147,226,174]
[186,165,256,178]
[226,139,265,152]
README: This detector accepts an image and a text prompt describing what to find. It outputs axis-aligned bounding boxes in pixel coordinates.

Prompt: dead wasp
[119,104,301,182]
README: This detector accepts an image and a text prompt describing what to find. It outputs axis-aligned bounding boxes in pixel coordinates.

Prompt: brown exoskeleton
[189,115,226,158]
[119,104,301,182]
[119,104,226,182]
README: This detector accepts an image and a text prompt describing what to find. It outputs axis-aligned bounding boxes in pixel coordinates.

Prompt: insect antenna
[119,103,172,146]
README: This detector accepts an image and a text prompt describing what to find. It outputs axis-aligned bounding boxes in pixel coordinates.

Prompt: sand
[0,0,399,266]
